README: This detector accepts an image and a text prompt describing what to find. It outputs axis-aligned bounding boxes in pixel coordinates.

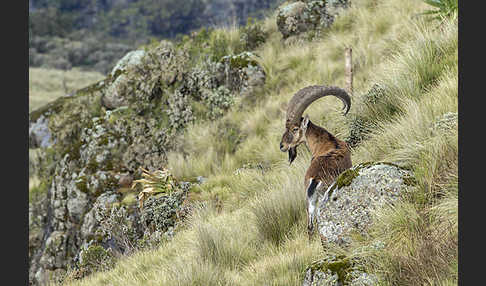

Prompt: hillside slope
[29,68,104,112]
[52,0,457,285]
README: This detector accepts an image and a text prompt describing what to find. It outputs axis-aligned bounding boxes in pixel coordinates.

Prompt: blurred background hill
[29,0,284,74]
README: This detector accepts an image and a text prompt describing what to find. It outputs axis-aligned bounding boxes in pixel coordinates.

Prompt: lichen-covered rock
[100,73,131,109]
[31,150,121,284]
[101,42,188,112]
[103,49,147,109]
[432,112,457,132]
[29,114,54,148]
[276,1,337,39]
[28,108,168,284]
[29,198,46,284]
[276,1,307,39]
[29,37,265,285]
[80,192,121,242]
[39,231,69,269]
[28,80,106,152]
[110,50,146,77]
[316,162,415,246]
[220,51,266,96]
[241,64,266,96]
[302,255,378,286]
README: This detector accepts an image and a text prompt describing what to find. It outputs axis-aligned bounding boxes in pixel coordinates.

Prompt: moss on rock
[318,162,415,246]
[75,176,89,194]
[220,52,259,69]
[304,254,375,286]
[29,28,265,284]
[335,168,360,188]
[309,255,352,284]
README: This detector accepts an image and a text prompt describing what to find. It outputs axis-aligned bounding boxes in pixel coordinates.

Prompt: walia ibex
[279,85,352,237]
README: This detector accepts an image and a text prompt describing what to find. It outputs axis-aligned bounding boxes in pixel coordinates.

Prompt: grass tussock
[250,158,307,245]
[193,209,258,269]
[364,198,458,285]
[62,0,457,285]
[234,230,322,286]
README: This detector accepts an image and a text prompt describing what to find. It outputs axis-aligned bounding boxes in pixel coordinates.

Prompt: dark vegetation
[29,0,283,73]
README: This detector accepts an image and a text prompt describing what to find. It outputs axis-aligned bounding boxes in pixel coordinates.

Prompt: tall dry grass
[64,0,457,285]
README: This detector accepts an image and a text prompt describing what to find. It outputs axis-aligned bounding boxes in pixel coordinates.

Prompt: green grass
[29,67,104,112]
[62,0,457,285]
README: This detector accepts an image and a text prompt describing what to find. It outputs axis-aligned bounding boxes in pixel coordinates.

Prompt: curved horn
[285,85,351,127]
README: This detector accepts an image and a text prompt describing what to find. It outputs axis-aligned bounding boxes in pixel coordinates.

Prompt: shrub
[77,244,116,277]
[139,190,189,236]
[202,86,234,120]
[240,18,268,51]
[167,90,194,132]
[96,205,142,255]
[345,84,385,147]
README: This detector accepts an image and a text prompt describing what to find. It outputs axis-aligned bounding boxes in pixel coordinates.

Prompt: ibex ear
[288,146,297,165]
[301,115,310,130]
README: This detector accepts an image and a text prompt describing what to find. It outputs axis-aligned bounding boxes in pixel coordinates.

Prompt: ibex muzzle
[280,85,352,239]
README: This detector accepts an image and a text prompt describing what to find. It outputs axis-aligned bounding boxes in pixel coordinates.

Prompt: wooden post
[345,47,353,95]
[62,75,68,95]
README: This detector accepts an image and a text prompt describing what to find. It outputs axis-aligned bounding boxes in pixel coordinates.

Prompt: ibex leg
[306,178,321,238]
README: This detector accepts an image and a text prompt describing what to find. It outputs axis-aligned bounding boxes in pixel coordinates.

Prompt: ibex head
[279,115,309,164]
[279,86,351,165]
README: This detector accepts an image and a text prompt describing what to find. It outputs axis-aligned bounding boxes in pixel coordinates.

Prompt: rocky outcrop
[303,255,378,286]
[316,162,415,246]
[302,162,415,285]
[28,40,266,285]
[432,112,457,132]
[276,0,350,39]
[110,50,146,77]
[220,52,266,97]
[29,115,54,148]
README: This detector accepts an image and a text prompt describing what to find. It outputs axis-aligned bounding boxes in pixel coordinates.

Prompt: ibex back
[279,85,352,238]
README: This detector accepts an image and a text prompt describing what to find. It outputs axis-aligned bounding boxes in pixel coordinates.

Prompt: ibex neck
[305,120,339,157]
